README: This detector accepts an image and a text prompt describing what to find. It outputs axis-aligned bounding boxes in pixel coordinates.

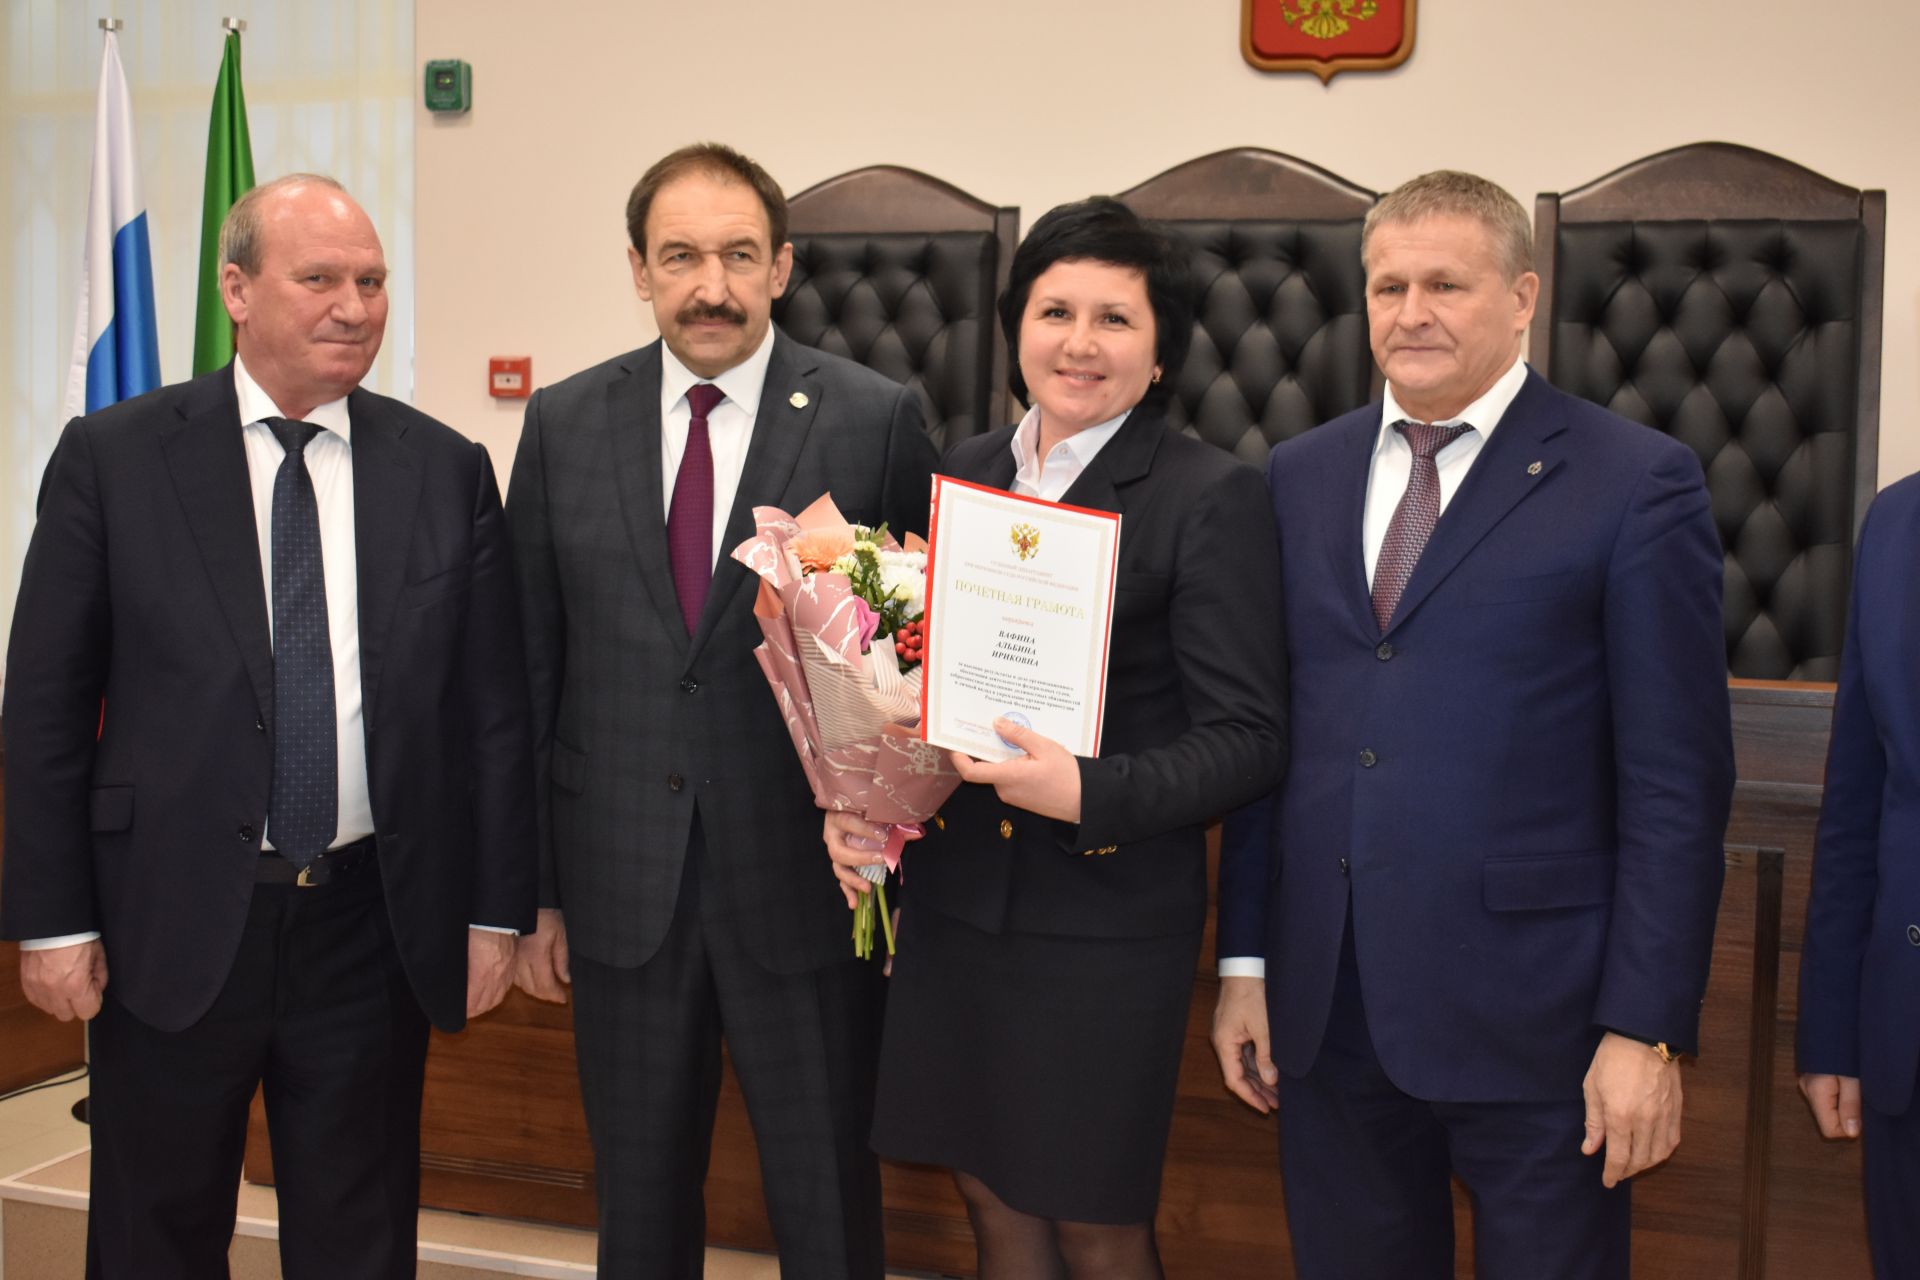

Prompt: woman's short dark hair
[997,196,1193,410]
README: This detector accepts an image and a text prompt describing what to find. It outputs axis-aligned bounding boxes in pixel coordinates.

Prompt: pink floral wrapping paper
[732,497,960,863]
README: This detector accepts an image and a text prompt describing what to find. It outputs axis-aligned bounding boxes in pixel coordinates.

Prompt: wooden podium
[243,679,1874,1277]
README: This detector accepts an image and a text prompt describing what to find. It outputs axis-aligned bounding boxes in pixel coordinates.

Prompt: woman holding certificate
[825,198,1286,1278]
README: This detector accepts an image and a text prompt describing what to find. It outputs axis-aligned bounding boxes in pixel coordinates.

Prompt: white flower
[878,549,926,617]
[830,553,858,577]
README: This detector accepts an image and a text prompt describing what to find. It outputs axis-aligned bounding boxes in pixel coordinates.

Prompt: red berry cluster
[894,618,926,668]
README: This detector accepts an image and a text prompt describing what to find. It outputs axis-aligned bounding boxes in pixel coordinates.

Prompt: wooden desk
[0,748,90,1096]
[243,680,1874,1277]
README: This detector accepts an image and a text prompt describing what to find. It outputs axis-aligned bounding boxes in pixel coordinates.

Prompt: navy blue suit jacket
[1798,472,1920,1115]
[1218,369,1734,1103]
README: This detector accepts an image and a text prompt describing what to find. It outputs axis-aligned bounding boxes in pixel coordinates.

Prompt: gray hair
[1363,170,1535,282]
[218,174,348,274]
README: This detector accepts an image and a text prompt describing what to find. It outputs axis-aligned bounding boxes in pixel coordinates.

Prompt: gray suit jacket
[505,330,938,973]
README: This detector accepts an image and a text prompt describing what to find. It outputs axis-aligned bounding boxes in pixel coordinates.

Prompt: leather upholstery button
[237,824,256,842]
[1358,749,1378,768]
[998,819,1013,839]
[1375,642,1394,661]
[667,774,684,792]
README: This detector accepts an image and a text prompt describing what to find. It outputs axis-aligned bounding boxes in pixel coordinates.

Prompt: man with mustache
[2,175,535,1277]
[505,142,938,1278]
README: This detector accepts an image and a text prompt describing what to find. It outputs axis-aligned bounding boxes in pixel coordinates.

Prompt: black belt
[257,836,377,888]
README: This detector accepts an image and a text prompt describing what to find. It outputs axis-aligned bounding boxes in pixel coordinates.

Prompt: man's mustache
[677,302,747,327]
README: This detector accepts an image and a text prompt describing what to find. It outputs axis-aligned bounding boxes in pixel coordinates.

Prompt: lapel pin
[789,391,809,409]
[1527,461,1543,476]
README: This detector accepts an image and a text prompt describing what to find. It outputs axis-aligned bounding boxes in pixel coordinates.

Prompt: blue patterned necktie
[266,417,337,867]
[1372,420,1471,633]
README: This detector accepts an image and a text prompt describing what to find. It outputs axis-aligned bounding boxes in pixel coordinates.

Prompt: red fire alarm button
[489,356,532,398]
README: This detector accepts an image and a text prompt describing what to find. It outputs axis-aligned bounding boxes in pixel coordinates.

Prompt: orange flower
[791,527,855,573]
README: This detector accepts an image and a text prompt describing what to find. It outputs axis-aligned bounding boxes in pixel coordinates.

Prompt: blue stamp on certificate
[997,710,1032,752]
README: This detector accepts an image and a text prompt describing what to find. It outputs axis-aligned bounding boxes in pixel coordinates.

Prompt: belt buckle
[296,863,320,888]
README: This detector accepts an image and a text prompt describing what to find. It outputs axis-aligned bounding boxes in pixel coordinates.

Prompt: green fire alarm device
[424,59,471,114]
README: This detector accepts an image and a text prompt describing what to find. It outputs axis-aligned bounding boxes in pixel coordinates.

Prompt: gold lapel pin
[1527,461,1543,476]
[789,391,809,409]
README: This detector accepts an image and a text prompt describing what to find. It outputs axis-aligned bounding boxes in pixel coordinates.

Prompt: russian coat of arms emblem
[1010,522,1041,562]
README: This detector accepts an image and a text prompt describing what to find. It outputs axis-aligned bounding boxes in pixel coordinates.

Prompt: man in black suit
[0,175,536,1280]
[505,142,937,1279]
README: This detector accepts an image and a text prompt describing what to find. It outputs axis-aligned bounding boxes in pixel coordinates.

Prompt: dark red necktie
[1371,420,1471,633]
[667,383,725,634]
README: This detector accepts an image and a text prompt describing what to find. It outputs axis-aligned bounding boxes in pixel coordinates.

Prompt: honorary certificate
[921,476,1121,761]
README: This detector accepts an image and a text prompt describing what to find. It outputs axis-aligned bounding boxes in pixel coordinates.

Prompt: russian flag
[62,27,160,422]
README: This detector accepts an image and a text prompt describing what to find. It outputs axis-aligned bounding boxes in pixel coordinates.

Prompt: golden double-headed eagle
[1279,0,1380,39]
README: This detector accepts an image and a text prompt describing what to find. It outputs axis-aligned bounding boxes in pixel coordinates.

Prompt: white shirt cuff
[19,932,102,951]
[1217,956,1267,980]
[469,924,519,936]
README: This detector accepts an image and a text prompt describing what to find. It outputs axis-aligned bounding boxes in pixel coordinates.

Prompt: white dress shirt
[660,327,775,568]
[1216,356,1530,981]
[1008,404,1130,502]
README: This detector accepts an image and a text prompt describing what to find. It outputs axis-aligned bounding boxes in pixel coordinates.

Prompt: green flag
[191,30,255,375]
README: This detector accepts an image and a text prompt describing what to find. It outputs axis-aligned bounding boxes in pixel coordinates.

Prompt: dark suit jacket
[1798,472,1920,1115]
[0,365,537,1034]
[1218,370,1734,1102]
[907,406,1286,939]
[505,330,938,974]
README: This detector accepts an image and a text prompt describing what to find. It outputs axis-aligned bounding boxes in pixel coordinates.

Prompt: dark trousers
[570,823,885,1280]
[86,862,430,1280]
[1864,1077,1920,1280]
[1277,911,1630,1280]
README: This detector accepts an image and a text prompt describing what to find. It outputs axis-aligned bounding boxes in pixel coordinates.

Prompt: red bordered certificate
[921,475,1121,761]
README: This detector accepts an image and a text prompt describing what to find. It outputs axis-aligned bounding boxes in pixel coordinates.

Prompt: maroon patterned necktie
[1371,420,1471,633]
[667,382,725,634]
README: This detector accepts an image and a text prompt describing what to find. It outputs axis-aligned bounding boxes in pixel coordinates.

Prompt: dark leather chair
[1534,143,1885,679]
[773,166,1017,450]
[1119,148,1378,464]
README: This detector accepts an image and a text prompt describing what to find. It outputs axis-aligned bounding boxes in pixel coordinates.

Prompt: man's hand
[19,940,108,1022]
[1799,1072,1864,1140]
[1212,975,1279,1113]
[949,718,1082,823]
[512,908,571,1004]
[1581,1031,1684,1187]
[467,929,515,1019]
[823,811,888,910]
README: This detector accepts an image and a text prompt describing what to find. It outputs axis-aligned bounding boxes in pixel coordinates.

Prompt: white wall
[414,0,1920,491]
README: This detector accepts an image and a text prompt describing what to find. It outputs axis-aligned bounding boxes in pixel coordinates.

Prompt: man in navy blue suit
[1212,170,1734,1279]
[1798,472,1920,1280]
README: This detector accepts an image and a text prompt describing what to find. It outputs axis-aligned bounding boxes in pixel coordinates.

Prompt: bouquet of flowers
[732,495,960,958]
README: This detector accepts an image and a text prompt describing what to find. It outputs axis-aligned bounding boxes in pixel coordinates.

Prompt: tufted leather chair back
[1120,149,1378,464]
[773,166,1016,451]
[1535,144,1885,679]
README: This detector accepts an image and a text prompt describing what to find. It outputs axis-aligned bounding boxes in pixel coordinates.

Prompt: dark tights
[954,1170,1165,1280]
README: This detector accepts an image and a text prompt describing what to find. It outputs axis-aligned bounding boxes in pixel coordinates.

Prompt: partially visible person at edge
[505,142,938,1279]
[1797,468,1920,1280]
[1212,169,1734,1280]
[827,196,1286,1280]
[0,174,536,1279]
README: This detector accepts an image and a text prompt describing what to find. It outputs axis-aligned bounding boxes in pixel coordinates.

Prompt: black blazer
[906,406,1287,939]
[0,366,537,1033]
[506,330,939,974]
